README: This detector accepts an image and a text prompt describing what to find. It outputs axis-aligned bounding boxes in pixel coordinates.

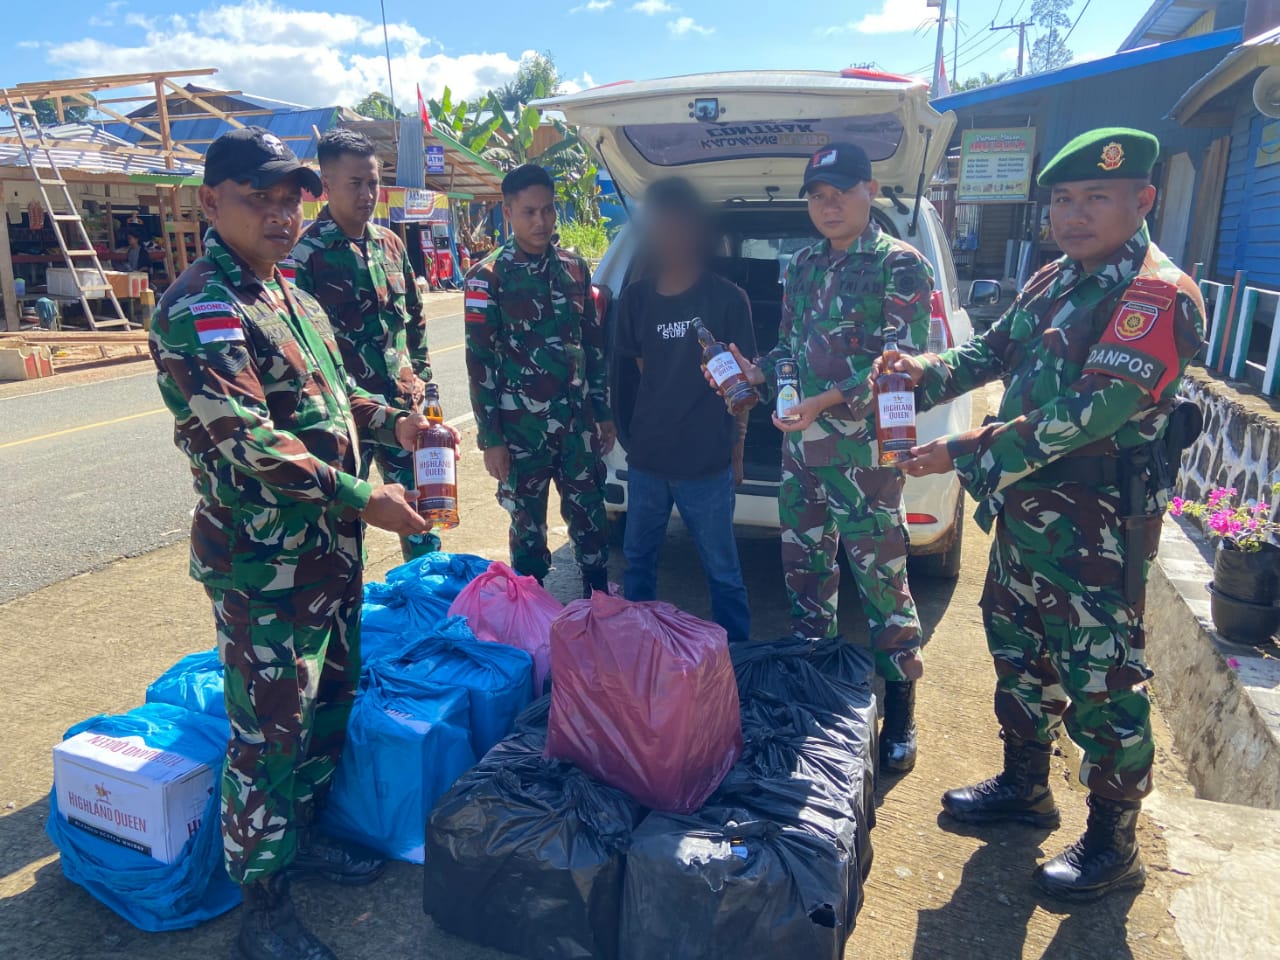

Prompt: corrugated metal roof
[1119,1,1224,51]
[99,107,341,160]
[0,122,202,177]
[932,26,1244,113]
[1171,24,1280,122]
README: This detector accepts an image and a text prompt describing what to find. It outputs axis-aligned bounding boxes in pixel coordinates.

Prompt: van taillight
[907,513,938,525]
[592,284,612,320]
[927,291,953,353]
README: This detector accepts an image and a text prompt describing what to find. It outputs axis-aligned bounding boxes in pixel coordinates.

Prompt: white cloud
[17,40,44,50]
[632,0,675,14]
[668,16,713,36]
[88,1,126,28]
[998,45,1020,64]
[40,1,524,112]
[824,0,936,37]
[571,0,613,11]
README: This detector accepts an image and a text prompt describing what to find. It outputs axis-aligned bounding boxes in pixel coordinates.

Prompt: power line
[957,30,1019,74]
[991,0,1006,26]
[905,21,996,76]
[1062,0,1093,46]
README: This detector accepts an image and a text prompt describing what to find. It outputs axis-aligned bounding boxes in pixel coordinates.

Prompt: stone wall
[1177,369,1280,520]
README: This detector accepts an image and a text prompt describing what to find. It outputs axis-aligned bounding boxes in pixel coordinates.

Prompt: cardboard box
[47,267,110,298]
[104,270,150,300]
[53,730,215,863]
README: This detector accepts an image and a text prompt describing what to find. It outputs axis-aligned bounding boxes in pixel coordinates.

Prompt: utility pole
[931,0,949,94]
[989,20,1033,76]
[953,0,961,81]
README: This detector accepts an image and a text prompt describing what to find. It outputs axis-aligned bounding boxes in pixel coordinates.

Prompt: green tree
[954,71,1014,92]
[3,97,93,128]
[352,91,405,120]
[1027,0,1076,74]
[495,52,561,111]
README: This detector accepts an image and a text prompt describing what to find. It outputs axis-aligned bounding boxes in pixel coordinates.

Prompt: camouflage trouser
[497,426,608,581]
[363,442,441,562]
[208,574,362,884]
[982,485,1161,802]
[779,446,922,682]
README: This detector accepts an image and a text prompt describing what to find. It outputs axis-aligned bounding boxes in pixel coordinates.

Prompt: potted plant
[1170,485,1280,645]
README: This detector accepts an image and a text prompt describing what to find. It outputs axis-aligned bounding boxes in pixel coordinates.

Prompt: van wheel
[911,495,965,580]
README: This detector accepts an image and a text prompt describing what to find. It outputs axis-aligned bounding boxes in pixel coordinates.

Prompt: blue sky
[5,1,1141,110]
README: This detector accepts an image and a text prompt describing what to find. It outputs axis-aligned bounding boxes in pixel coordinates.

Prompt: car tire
[911,493,965,580]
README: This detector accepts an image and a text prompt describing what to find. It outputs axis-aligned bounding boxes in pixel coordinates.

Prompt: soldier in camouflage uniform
[291,128,439,561]
[730,143,932,775]
[464,164,614,596]
[150,129,432,960]
[895,129,1205,901]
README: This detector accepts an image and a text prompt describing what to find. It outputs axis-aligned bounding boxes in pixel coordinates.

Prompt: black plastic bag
[725,694,875,875]
[423,751,642,960]
[733,637,876,726]
[619,807,859,960]
[513,693,551,733]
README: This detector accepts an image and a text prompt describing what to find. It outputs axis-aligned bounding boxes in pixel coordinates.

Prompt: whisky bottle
[775,357,802,423]
[694,318,759,416]
[413,383,460,529]
[875,324,917,466]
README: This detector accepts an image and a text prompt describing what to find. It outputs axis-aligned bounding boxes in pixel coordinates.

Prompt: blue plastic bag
[145,649,226,720]
[372,616,533,756]
[46,703,240,931]
[361,552,492,641]
[322,677,474,863]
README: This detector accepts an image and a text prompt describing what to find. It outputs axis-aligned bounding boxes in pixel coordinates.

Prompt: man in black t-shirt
[615,177,755,643]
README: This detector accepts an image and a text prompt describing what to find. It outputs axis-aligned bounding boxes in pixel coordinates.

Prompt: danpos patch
[1083,343,1165,393]
[1113,301,1159,341]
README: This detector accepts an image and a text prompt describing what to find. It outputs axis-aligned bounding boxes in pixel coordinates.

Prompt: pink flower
[1228,657,1240,669]
[1254,502,1270,515]
[1170,497,1185,516]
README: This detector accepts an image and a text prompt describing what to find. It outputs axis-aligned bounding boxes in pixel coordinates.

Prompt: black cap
[203,126,322,195]
[799,142,874,197]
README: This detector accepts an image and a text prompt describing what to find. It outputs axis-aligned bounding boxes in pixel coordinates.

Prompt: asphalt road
[0,306,469,604]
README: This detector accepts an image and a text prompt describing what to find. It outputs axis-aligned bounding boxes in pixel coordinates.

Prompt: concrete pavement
[0,294,468,603]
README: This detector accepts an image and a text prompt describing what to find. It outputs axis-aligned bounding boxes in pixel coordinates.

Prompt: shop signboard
[426,145,446,175]
[957,128,1036,203]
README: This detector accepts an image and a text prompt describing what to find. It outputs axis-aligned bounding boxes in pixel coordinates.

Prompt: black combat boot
[289,829,384,886]
[233,873,336,960]
[879,680,918,775]
[581,567,609,599]
[941,733,1061,827]
[1034,794,1145,901]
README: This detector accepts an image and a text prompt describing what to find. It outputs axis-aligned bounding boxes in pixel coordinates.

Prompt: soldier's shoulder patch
[464,276,490,323]
[1083,276,1181,397]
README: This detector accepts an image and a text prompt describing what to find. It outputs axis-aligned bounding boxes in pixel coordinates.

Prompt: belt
[1029,455,1119,486]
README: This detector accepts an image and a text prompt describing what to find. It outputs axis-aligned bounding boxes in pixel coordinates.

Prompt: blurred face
[1050,179,1156,272]
[805,179,879,249]
[199,175,304,278]
[504,184,556,254]
[322,151,380,235]
[646,208,706,272]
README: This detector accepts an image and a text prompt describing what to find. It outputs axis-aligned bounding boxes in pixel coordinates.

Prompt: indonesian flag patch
[277,260,297,283]
[465,279,489,322]
[193,309,245,344]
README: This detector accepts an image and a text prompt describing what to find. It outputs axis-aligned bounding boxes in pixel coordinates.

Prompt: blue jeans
[623,465,752,643]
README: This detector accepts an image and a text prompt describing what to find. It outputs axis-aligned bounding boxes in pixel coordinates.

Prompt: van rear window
[623,115,905,167]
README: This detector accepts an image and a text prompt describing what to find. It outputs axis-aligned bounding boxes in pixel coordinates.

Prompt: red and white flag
[417,84,432,134]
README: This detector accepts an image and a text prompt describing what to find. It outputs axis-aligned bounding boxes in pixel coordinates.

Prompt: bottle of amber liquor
[694,318,758,416]
[875,323,917,466]
[414,383,459,528]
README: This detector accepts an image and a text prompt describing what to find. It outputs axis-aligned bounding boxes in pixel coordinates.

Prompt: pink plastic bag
[447,561,560,695]
[545,593,743,814]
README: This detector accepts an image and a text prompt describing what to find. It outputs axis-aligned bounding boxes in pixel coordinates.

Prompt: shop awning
[1169,25,1280,124]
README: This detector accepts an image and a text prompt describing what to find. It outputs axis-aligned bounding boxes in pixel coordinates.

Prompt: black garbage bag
[733,637,876,726]
[423,752,642,960]
[619,806,859,960]
[726,694,875,875]
[513,693,551,733]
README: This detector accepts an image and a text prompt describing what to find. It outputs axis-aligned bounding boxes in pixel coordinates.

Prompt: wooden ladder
[2,90,131,330]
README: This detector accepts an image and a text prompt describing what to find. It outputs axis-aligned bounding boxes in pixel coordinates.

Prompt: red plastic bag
[545,593,743,813]
[447,561,560,695]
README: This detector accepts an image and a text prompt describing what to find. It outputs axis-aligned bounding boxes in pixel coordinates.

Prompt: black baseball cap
[799,142,874,197]
[203,126,322,195]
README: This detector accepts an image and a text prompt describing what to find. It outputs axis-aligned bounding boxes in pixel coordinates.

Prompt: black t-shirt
[616,272,757,480]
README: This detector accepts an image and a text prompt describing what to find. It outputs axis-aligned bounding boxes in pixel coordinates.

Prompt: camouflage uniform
[291,207,438,560]
[150,231,404,883]
[759,221,933,681]
[916,224,1205,800]
[463,237,611,581]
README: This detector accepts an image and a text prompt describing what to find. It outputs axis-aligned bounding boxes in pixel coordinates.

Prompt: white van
[539,71,976,577]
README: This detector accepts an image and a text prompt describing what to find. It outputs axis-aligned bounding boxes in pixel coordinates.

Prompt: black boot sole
[288,860,385,887]
[941,799,1061,829]
[1034,861,1146,902]
[880,752,917,775]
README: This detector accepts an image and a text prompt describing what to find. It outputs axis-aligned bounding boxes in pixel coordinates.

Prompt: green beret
[1037,128,1159,187]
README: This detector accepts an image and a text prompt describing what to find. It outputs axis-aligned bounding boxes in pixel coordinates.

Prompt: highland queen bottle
[413,383,459,529]
[694,318,758,416]
[875,323,917,466]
